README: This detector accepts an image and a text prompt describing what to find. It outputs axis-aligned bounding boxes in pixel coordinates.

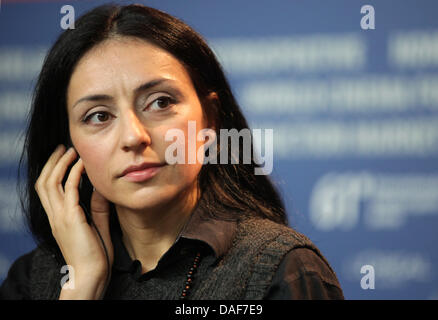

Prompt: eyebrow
[72,78,172,109]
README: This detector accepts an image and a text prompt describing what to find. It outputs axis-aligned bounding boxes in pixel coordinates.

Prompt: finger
[46,147,78,204]
[36,145,67,189]
[64,157,86,214]
[45,148,81,227]
[35,145,67,224]
[37,188,56,230]
[40,146,77,227]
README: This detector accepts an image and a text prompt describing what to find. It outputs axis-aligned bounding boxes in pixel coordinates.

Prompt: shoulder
[0,246,63,300]
[0,248,37,299]
[236,216,311,245]
[266,247,345,299]
[236,217,334,266]
[235,217,317,257]
[235,217,344,299]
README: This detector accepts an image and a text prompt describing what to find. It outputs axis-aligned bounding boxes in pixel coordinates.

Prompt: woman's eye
[81,96,175,124]
[149,96,175,111]
[83,111,110,124]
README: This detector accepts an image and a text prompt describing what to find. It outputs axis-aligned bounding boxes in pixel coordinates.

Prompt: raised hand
[34,144,113,299]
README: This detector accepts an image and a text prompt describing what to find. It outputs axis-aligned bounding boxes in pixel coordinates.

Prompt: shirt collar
[179,201,237,258]
[109,200,237,272]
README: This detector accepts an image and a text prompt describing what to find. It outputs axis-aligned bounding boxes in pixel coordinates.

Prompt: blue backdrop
[1,0,437,299]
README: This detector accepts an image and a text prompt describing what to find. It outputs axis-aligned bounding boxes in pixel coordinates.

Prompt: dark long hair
[18,4,288,255]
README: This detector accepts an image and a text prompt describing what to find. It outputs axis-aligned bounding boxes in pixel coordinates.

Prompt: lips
[120,162,165,177]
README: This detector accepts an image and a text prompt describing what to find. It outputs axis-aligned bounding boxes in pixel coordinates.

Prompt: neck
[115,185,199,273]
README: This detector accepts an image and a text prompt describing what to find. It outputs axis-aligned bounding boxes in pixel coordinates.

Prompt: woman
[0,4,343,300]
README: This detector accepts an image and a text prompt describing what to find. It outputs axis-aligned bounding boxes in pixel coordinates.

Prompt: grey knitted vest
[29,217,332,300]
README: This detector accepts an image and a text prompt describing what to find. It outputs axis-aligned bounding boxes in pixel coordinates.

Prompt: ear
[203,91,220,131]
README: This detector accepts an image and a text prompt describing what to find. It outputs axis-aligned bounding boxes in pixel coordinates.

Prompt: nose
[120,110,151,152]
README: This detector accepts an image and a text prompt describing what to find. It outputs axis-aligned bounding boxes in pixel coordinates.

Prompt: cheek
[161,162,202,200]
[74,141,111,188]
[164,105,208,156]
[154,119,206,187]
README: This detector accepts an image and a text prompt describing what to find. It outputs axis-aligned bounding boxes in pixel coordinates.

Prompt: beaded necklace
[179,251,202,300]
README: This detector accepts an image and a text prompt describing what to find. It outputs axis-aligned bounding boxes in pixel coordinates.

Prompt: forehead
[67,37,191,104]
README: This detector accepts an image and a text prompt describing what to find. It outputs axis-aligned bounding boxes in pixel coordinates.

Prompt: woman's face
[67,37,209,212]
